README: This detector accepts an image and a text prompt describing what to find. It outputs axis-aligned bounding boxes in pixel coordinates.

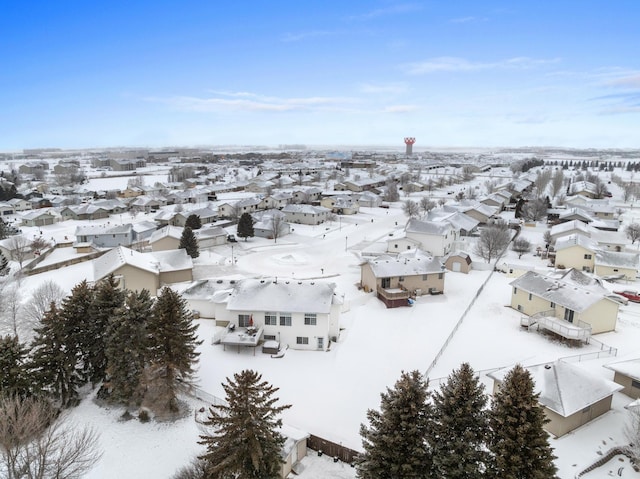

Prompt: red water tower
[404,137,416,156]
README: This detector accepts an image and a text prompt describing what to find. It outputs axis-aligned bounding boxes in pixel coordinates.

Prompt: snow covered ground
[5,167,640,478]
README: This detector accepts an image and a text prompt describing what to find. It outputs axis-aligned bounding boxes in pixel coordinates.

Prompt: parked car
[613,290,640,303]
[607,293,629,306]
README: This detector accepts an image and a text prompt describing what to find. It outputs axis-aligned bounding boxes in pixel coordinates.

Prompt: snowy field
[5,166,640,478]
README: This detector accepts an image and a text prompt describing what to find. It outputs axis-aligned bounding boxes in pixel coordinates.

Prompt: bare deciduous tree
[270,214,286,243]
[474,221,511,263]
[0,396,102,479]
[5,236,31,269]
[521,198,548,222]
[534,169,552,197]
[31,236,50,254]
[22,280,66,331]
[550,169,564,198]
[419,197,436,216]
[512,237,532,259]
[0,281,22,339]
[625,223,640,245]
[625,407,640,464]
[402,200,420,218]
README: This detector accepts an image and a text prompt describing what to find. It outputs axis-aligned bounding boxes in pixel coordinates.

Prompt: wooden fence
[307,434,359,464]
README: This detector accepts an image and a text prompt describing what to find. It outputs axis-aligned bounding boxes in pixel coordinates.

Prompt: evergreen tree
[180,226,199,258]
[85,274,125,386]
[30,304,83,407]
[429,363,490,479]
[185,214,202,230]
[0,335,31,397]
[145,287,202,414]
[236,212,254,241]
[489,365,557,479]
[104,289,152,405]
[0,251,9,276]
[199,369,291,478]
[58,280,94,386]
[357,370,432,479]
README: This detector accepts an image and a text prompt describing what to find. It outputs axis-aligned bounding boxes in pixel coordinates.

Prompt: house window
[513,287,517,295]
[265,312,277,326]
[422,274,428,280]
[632,379,640,389]
[613,269,619,272]
[582,406,591,414]
[528,293,532,301]
[238,314,251,327]
[550,302,555,308]
[304,313,317,325]
[584,254,592,259]
[398,276,405,282]
[296,337,309,345]
[394,244,398,249]
[438,273,444,279]
[517,304,522,311]
[279,313,292,326]
[264,334,276,341]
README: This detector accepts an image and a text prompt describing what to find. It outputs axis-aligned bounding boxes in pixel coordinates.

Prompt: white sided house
[282,204,331,225]
[223,279,341,351]
[511,269,619,336]
[396,218,457,256]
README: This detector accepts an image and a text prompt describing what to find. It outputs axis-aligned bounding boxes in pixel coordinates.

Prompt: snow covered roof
[489,361,622,417]
[595,250,639,269]
[559,207,595,222]
[405,218,452,235]
[76,223,133,237]
[554,233,598,252]
[194,226,227,239]
[282,204,330,215]
[550,220,591,238]
[366,254,444,277]
[509,269,613,312]
[605,357,640,381]
[149,225,183,243]
[93,246,192,280]
[226,279,338,314]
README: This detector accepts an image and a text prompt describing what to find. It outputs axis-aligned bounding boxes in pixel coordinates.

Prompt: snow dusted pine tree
[357,370,432,479]
[86,274,125,386]
[489,364,557,479]
[104,289,153,405]
[236,212,254,241]
[144,287,201,414]
[0,335,31,397]
[30,304,83,407]
[429,362,490,479]
[199,369,291,479]
[179,226,199,258]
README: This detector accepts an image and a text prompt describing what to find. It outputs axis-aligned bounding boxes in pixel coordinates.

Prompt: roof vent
[229,280,236,284]
[216,279,223,284]
[544,364,552,370]
[285,281,289,284]
[298,281,302,284]
[260,280,265,283]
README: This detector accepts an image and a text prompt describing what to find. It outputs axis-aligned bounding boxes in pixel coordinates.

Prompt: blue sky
[2,1,639,150]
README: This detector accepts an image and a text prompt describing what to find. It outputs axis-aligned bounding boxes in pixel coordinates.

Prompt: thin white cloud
[146,92,358,113]
[450,16,487,24]
[348,3,422,20]
[359,82,409,95]
[403,56,561,74]
[280,30,337,42]
[382,105,419,113]
[604,74,640,89]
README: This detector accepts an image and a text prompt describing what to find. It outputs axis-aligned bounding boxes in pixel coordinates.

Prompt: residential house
[320,195,360,215]
[171,206,217,227]
[361,253,445,308]
[223,279,342,351]
[119,186,144,198]
[569,180,599,198]
[252,209,290,239]
[194,226,227,248]
[356,191,383,208]
[75,224,135,248]
[488,361,622,437]
[60,204,110,221]
[217,197,261,219]
[8,198,32,212]
[0,202,15,216]
[510,269,619,335]
[282,204,330,225]
[594,250,639,280]
[292,187,321,204]
[456,202,499,225]
[399,218,457,256]
[554,234,598,272]
[20,209,58,227]
[92,246,193,296]
[129,195,167,213]
[261,193,293,210]
[605,358,640,399]
[149,225,183,251]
